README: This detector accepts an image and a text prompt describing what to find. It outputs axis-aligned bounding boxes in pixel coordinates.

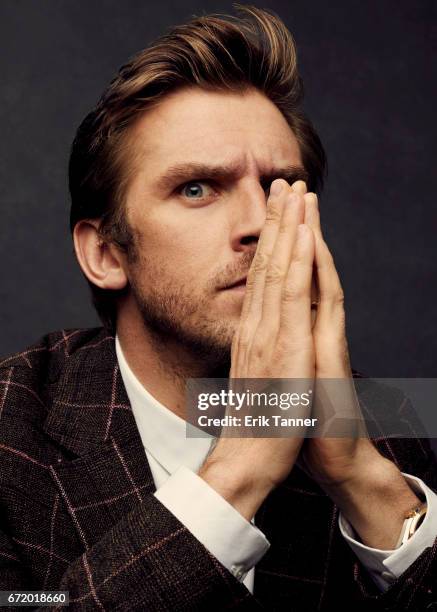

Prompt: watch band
[395,503,427,548]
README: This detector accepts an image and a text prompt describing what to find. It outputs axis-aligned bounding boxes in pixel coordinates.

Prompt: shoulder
[0,327,111,373]
[0,326,112,425]
[0,326,115,464]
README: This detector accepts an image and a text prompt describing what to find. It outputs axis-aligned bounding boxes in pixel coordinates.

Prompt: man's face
[121,87,305,365]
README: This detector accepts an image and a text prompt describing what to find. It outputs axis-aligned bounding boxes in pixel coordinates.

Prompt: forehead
[128,87,302,175]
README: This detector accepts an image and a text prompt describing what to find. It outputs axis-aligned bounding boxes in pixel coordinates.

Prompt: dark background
[0,1,435,381]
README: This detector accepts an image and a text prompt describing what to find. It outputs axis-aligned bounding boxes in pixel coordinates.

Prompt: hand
[199,178,316,519]
[200,179,420,546]
[291,180,386,489]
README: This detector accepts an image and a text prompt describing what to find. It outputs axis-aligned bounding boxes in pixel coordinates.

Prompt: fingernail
[306,193,318,206]
[270,180,283,196]
[293,180,307,193]
[288,193,299,204]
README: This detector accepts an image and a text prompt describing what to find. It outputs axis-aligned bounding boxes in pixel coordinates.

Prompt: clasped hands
[227,177,380,491]
[202,178,421,549]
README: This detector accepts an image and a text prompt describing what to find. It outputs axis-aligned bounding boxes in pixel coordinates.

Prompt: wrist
[198,454,274,521]
[329,456,422,549]
[324,451,415,507]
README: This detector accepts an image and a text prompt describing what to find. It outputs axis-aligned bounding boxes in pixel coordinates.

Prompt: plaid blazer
[0,327,436,612]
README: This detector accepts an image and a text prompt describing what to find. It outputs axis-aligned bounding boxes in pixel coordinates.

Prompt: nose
[229,180,267,253]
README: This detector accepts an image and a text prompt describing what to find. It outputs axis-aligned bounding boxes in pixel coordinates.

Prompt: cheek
[134,209,225,284]
[136,234,213,289]
[165,221,221,261]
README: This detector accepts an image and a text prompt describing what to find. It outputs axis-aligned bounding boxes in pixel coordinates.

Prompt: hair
[69,4,327,331]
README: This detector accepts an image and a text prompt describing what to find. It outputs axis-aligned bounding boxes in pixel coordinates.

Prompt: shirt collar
[115,334,213,476]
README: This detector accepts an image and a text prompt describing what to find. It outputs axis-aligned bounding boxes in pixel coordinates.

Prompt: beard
[128,265,236,376]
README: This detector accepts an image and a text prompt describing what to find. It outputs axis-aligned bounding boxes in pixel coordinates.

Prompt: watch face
[405,506,427,544]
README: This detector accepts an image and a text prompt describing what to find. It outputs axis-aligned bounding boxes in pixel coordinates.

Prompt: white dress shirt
[115,335,437,594]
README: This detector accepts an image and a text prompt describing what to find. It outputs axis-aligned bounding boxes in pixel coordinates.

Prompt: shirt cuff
[154,465,270,581]
[339,472,437,591]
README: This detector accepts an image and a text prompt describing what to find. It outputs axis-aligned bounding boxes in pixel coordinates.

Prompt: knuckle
[250,334,271,361]
[291,243,309,262]
[252,344,265,362]
[253,252,269,274]
[237,326,252,349]
[277,335,313,359]
[265,206,282,224]
[320,287,344,305]
[282,283,307,302]
[244,276,255,293]
[265,263,286,285]
[291,251,306,265]
[335,289,345,305]
[251,324,275,351]
[277,221,292,235]
[320,288,344,306]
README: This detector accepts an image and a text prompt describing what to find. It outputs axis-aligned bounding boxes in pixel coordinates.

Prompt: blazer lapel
[42,330,156,550]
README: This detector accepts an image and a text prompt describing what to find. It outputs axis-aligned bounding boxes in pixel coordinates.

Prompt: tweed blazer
[0,327,436,611]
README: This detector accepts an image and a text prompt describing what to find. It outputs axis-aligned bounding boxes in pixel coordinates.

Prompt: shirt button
[231,564,247,581]
[381,571,396,584]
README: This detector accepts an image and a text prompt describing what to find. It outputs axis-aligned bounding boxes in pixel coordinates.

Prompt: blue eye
[181,181,211,198]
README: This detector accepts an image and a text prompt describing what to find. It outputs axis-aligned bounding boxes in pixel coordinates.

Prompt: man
[0,6,436,611]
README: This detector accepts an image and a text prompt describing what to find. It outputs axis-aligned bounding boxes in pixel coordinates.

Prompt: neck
[116,303,230,420]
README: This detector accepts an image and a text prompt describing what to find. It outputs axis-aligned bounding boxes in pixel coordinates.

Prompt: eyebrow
[154,162,310,192]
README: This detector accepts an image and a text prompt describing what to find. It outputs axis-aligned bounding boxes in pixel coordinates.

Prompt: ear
[73,220,128,291]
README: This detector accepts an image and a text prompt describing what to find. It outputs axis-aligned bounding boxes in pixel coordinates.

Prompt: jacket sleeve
[0,494,264,611]
[347,432,437,611]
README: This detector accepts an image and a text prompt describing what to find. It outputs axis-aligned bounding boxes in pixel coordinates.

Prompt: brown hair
[69,4,327,331]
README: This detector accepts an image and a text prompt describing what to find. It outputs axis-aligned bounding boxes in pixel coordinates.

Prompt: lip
[223,277,247,290]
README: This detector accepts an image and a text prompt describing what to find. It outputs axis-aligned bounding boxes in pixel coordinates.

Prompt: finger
[280,223,315,340]
[303,193,349,375]
[312,232,346,335]
[302,192,321,307]
[291,180,308,196]
[240,179,289,326]
[303,192,320,234]
[302,193,343,319]
[257,191,305,332]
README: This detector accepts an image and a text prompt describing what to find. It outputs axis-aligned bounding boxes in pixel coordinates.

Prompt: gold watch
[395,503,428,548]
